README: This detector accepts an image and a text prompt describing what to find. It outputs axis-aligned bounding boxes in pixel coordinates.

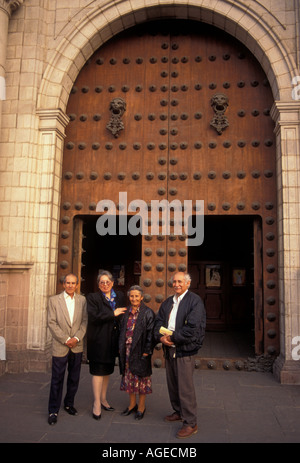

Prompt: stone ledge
[0,261,34,273]
[273,354,300,384]
[0,346,52,376]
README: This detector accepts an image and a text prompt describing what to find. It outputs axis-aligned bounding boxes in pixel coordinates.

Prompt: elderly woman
[87,270,126,420]
[119,285,155,420]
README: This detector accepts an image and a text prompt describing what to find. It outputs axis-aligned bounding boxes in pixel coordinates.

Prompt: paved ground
[1,364,300,446]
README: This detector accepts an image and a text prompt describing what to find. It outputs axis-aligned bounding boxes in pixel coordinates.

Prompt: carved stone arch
[37,1,297,114]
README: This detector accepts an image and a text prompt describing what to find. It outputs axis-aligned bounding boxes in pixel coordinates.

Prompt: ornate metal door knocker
[106,97,126,138]
[210,93,229,135]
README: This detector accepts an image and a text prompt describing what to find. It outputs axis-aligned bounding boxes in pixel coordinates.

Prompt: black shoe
[64,405,78,416]
[48,413,58,425]
[121,404,138,416]
[92,413,101,420]
[135,409,146,420]
[101,403,115,411]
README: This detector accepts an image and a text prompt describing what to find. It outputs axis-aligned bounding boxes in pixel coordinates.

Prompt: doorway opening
[188,215,259,359]
[75,215,142,297]
[73,214,263,361]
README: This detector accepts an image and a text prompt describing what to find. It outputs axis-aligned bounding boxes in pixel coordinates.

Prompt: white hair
[171,272,192,284]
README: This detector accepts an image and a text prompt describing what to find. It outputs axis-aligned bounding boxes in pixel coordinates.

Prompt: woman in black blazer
[119,285,155,420]
[87,270,126,420]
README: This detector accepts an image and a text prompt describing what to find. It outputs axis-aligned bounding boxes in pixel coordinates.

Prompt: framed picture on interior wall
[112,265,125,286]
[232,268,246,286]
[205,264,221,287]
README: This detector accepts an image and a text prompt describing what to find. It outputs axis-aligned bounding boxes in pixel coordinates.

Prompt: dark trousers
[48,350,83,414]
[165,353,197,427]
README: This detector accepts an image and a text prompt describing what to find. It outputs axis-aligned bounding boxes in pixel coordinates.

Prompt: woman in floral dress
[119,285,155,420]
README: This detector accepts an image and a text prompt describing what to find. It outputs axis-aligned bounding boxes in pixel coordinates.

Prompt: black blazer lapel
[99,291,121,313]
[165,297,174,324]
[131,304,146,351]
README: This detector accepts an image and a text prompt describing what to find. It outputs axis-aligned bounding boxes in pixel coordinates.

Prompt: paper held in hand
[159,326,173,336]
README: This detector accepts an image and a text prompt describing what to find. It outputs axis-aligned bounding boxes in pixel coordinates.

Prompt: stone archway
[58,19,277,364]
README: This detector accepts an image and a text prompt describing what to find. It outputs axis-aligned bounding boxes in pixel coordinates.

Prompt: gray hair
[171,272,192,284]
[127,285,144,297]
[63,273,79,284]
[97,270,113,285]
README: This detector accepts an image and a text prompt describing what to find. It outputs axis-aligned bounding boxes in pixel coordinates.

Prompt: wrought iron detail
[106,97,126,138]
[210,93,229,135]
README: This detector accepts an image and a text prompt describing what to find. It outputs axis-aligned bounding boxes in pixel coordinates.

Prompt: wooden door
[57,20,279,356]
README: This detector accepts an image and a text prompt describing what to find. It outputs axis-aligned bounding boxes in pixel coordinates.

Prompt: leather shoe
[64,405,78,415]
[121,404,138,416]
[48,413,57,425]
[135,408,146,420]
[101,403,115,411]
[176,424,198,439]
[92,413,101,420]
[164,411,182,422]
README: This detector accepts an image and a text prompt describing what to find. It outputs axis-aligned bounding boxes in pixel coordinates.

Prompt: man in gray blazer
[47,273,87,425]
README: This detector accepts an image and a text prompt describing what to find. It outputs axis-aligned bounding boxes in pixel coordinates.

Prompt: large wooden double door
[57,20,278,356]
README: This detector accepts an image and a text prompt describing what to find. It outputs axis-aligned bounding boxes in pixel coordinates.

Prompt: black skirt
[89,361,115,376]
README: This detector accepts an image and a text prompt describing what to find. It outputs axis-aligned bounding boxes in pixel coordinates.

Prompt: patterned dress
[120,306,152,395]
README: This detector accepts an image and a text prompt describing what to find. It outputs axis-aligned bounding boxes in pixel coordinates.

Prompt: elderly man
[47,273,87,425]
[154,272,206,439]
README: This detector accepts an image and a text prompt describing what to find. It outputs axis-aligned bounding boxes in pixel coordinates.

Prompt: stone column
[0,1,24,134]
[271,101,300,384]
[25,108,69,371]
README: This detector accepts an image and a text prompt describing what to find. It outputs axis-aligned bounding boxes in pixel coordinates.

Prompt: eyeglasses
[99,281,112,286]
